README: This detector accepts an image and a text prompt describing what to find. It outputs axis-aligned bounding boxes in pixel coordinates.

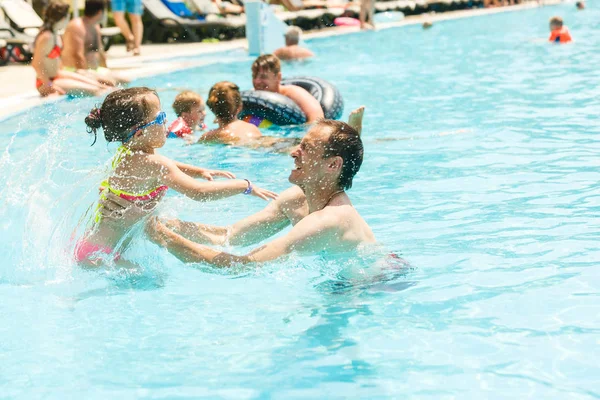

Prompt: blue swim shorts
[111,0,143,15]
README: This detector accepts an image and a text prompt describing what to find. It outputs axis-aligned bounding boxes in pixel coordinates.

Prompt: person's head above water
[41,0,70,33]
[252,54,282,92]
[85,87,167,148]
[84,0,106,21]
[576,1,585,10]
[284,26,302,46]
[549,16,564,31]
[207,81,242,125]
[290,120,363,191]
[173,90,206,128]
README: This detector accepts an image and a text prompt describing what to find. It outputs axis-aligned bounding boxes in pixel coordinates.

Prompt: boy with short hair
[549,16,572,44]
[168,90,207,138]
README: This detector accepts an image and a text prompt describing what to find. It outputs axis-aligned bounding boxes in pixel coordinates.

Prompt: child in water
[199,81,263,145]
[549,16,572,44]
[78,87,277,266]
[168,90,207,139]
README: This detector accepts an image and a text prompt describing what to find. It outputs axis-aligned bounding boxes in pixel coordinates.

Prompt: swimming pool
[2,2,599,398]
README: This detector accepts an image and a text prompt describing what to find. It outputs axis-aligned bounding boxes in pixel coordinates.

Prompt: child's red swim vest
[549,27,572,43]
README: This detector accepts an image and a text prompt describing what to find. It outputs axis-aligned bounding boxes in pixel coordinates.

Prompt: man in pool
[102,108,372,267]
[251,54,324,123]
[273,27,314,61]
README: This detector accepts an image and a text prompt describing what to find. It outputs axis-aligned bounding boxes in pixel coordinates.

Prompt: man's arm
[64,26,88,69]
[165,186,305,246]
[96,26,108,68]
[147,211,337,267]
[281,85,324,123]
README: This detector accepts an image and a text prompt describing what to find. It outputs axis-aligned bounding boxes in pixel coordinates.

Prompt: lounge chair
[143,0,245,42]
[191,0,237,15]
[0,0,42,37]
[143,0,205,41]
[0,17,32,65]
[160,0,202,18]
[1,0,121,50]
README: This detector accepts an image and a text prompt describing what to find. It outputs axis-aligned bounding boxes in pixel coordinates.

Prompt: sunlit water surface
[1,3,599,398]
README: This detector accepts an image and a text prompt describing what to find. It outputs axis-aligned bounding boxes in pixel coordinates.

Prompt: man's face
[253,68,281,92]
[289,126,335,187]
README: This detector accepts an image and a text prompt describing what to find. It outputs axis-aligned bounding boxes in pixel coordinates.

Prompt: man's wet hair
[251,54,281,78]
[319,120,363,190]
[84,0,106,17]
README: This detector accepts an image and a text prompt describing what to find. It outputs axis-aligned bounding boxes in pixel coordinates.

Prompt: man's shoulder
[65,19,85,34]
[280,84,309,97]
[278,185,305,203]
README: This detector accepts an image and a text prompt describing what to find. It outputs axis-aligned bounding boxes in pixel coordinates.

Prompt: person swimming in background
[77,87,278,267]
[31,0,108,97]
[549,16,572,44]
[273,27,314,61]
[198,82,263,145]
[251,55,324,123]
[576,1,585,10]
[197,81,304,152]
[168,90,207,139]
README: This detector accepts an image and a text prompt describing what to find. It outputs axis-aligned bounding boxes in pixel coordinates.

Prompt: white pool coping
[0,0,561,123]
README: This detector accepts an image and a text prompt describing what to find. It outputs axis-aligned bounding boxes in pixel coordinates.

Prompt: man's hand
[145,216,169,246]
[199,169,236,181]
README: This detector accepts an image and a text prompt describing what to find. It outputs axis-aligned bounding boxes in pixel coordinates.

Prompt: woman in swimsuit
[32,0,106,97]
[77,87,277,267]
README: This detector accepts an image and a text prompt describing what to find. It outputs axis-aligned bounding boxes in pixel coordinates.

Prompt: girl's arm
[152,155,277,201]
[173,160,235,180]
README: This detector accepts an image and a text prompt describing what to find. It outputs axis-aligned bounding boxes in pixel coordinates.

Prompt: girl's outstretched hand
[251,186,278,201]
[200,169,237,181]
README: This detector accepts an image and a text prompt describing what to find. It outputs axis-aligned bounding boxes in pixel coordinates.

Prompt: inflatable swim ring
[334,17,360,27]
[239,77,344,127]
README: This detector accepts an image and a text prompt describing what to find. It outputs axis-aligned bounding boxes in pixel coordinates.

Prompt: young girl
[198,81,301,152]
[199,81,263,145]
[77,87,277,266]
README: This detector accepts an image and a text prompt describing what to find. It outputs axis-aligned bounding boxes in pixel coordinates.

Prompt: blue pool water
[2,3,600,398]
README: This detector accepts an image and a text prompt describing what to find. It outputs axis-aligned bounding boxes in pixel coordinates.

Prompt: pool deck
[0,0,560,121]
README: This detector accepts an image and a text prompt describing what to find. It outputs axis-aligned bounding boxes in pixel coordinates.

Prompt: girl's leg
[57,69,106,88]
[53,78,106,97]
[130,14,143,55]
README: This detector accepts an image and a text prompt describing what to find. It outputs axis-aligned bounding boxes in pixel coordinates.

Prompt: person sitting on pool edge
[103,107,371,266]
[32,0,108,97]
[251,54,324,123]
[548,16,572,44]
[273,27,314,61]
[168,90,207,139]
[62,0,129,86]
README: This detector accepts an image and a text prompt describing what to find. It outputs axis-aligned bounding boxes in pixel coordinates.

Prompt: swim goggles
[124,111,167,143]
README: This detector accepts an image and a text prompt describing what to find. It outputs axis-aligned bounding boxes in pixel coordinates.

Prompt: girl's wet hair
[39,0,70,35]
[85,87,158,145]
[207,81,241,125]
